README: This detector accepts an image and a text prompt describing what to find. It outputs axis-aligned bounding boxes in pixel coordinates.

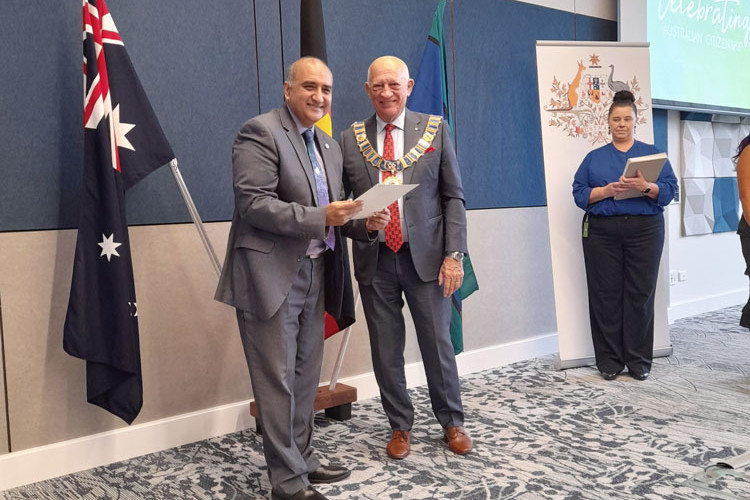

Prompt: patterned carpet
[3,306,750,499]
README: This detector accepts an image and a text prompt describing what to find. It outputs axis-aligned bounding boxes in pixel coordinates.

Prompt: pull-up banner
[535,41,671,368]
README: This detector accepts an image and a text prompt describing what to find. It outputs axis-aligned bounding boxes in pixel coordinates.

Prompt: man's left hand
[365,208,391,232]
[438,257,464,297]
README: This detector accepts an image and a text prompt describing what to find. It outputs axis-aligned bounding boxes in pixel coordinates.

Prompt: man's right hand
[326,200,363,226]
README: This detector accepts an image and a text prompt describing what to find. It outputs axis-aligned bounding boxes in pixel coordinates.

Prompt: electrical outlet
[678,271,688,282]
[669,271,677,285]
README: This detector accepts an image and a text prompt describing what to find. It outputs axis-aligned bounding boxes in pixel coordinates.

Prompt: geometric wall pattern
[682,121,715,178]
[681,118,750,236]
[713,123,738,177]
[683,177,715,236]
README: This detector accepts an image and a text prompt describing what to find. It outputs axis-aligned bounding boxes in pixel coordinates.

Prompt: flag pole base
[248,383,357,434]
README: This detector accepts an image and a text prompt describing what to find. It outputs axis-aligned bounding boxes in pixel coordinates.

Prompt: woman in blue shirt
[572,91,677,381]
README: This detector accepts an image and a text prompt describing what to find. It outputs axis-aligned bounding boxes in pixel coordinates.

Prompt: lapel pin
[324,143,330,149]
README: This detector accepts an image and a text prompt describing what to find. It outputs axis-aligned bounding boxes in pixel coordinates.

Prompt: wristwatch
[642,183,652,194]
[446,251,465,262]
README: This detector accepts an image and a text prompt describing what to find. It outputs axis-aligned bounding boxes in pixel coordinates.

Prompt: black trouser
[737,215,750,328]
[582,214,665,374]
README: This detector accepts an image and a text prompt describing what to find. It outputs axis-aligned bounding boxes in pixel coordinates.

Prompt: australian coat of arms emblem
[544,53,649,145]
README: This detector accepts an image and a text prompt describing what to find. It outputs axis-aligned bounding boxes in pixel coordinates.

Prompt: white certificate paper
[352,183,418,219]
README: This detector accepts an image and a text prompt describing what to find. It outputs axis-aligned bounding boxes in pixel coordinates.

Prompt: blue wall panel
[256,0,285,114]
[279,0,438,138]
[0,0,258,231]
[713,177,740,233]
[0,1,616,232]
[453,1,616,209]
[102,1,259,226]
[0,2,82,232]
[574,9,617,42]
[653,108,668,153]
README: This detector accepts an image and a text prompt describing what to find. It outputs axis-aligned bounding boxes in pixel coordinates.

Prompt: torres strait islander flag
[300,0,356,339]
[408,0,478,355]
[64,0,174,424]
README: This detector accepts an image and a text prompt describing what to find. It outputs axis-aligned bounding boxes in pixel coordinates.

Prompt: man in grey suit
[215,57,366,500]
[340,56,472,459]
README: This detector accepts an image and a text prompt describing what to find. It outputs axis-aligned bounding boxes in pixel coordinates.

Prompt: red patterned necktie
[382,123,403,252]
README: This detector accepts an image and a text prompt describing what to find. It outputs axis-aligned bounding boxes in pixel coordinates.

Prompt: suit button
[297,257,302,262]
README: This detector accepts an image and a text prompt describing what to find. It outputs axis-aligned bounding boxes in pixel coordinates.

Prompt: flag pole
[0,291,12,451]
[168,159,222,277]
[328,288,360,390]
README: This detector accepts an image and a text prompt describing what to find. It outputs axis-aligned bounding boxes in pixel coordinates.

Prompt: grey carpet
[3,306,750,499]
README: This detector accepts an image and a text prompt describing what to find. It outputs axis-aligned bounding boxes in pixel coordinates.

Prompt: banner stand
[535,41,672,369]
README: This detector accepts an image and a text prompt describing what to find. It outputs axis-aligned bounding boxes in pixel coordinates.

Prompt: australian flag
[63,0,174,424]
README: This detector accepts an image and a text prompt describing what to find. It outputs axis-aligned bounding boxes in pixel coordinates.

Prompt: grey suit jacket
[340,109,467,286]
[215,104,348,320]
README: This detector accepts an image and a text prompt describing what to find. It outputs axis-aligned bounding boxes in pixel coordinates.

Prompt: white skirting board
[0,332,559,491]
[668,289,746,323]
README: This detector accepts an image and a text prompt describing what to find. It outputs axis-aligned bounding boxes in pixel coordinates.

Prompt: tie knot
[303,129,314,144]
[385,123,395,133]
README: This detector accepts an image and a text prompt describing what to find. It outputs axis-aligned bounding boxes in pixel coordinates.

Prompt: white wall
[664,110,748,321]
[517,0,616,20]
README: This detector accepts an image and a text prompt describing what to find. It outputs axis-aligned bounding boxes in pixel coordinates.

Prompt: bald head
[367,56,409,83]
[286,56,330,87]
[283,57,332,128]
[365,56,414,123]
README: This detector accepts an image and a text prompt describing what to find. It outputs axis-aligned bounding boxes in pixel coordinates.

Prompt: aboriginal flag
[300,0,356,338]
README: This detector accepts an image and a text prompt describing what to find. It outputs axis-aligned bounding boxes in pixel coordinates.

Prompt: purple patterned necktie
[303,129,335,250]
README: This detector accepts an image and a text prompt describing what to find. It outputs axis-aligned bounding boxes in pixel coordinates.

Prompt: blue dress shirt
[572,141,678,216]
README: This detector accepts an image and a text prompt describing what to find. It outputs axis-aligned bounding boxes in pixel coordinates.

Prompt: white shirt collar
[376,108,406,133]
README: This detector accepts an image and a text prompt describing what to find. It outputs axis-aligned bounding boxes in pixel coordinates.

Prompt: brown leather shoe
[443,426,472,455]
[386,430,411,459]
